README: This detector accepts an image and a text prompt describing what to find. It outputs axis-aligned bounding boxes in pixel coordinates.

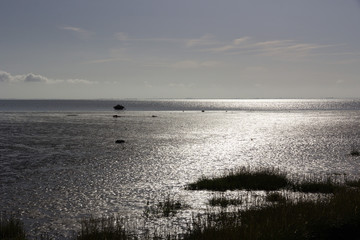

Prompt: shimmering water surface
[1,99,360,238]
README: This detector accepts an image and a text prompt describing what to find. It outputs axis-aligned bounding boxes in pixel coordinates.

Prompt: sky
[0,0,360,99]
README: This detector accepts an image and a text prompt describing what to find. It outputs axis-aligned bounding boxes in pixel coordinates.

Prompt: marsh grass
[0,215,26,240]
[188,168,346,194]
[291,178,340,193]
[187,167,289,191]
[184,188,360,240]
[75,188,360,240]
[265,192,287,203]
[143,195,188,218]
[76,216,134,240]
[346,179,360,188]
[208,194,243,207]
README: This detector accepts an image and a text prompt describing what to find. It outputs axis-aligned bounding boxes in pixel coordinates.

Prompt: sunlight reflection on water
[1,109,360,238]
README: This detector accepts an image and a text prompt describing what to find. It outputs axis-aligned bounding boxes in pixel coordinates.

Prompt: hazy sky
[1,0,359,99]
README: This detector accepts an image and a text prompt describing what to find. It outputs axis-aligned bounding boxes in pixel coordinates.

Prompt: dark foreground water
[1,99,360,238]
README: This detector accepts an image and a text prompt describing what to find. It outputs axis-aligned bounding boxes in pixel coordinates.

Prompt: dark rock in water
[351,150,360,156]
[115,140,125,144]
[201,110,205,112]
[113,104,125,110]
[113,115,120,118]
[152,115,157,118]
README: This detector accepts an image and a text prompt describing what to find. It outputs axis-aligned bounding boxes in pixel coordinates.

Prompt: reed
[208,194,243,207]
[346,179,360,188]
[143,195,188,218]
[0,215,26,240]
[183,188,360,240]
[291,178,340,193]
[265,192,287,203]
[76,216,134,240]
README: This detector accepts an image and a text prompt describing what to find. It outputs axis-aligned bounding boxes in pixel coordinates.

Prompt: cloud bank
[0,70,94,84]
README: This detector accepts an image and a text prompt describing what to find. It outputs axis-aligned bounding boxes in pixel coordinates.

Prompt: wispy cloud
[0,70,95,84]
[84,47,135,64]
[172,60,220,69]
[112,33,341,60]
[85,57,134,64]
[114,32,129,41]
[233,37,251,45]
[203,37,336,59]
[66,79,94,84]
[186,34,218,47]
[208,37,252,52]
[100,33,346,67]
[60,26,94,38]
[114,32,220,47]
[114,32,184,44]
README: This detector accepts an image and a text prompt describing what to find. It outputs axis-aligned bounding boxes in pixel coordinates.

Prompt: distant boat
[113,104,125,110]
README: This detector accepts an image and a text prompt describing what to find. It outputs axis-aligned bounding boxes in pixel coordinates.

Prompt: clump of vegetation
[208,194,243,208]
[183,188,360,240]
[0,215,26,240]
[346,179,360,188]
[143,195,188,218]
[188,168,345,194]
[291,178,340,193]
[187,167,289,191]
[76,216,132,240]
[265,192,287,203]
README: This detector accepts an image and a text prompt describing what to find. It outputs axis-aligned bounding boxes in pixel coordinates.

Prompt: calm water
[1,99,360,238]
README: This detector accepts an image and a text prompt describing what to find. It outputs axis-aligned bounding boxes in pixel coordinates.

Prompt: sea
[1,99,360,239]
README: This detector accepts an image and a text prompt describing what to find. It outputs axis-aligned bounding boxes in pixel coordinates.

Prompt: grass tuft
[76,216,132,240]
[265,192,287,203]
[0,215,26,240]
[292,179,339,193]
[143,195,188,218]
[208,194,243,208]
[346,179,360,188]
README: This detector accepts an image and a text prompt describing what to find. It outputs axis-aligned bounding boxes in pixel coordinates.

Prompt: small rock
[115,140,125,144]
[351,150,360,156]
